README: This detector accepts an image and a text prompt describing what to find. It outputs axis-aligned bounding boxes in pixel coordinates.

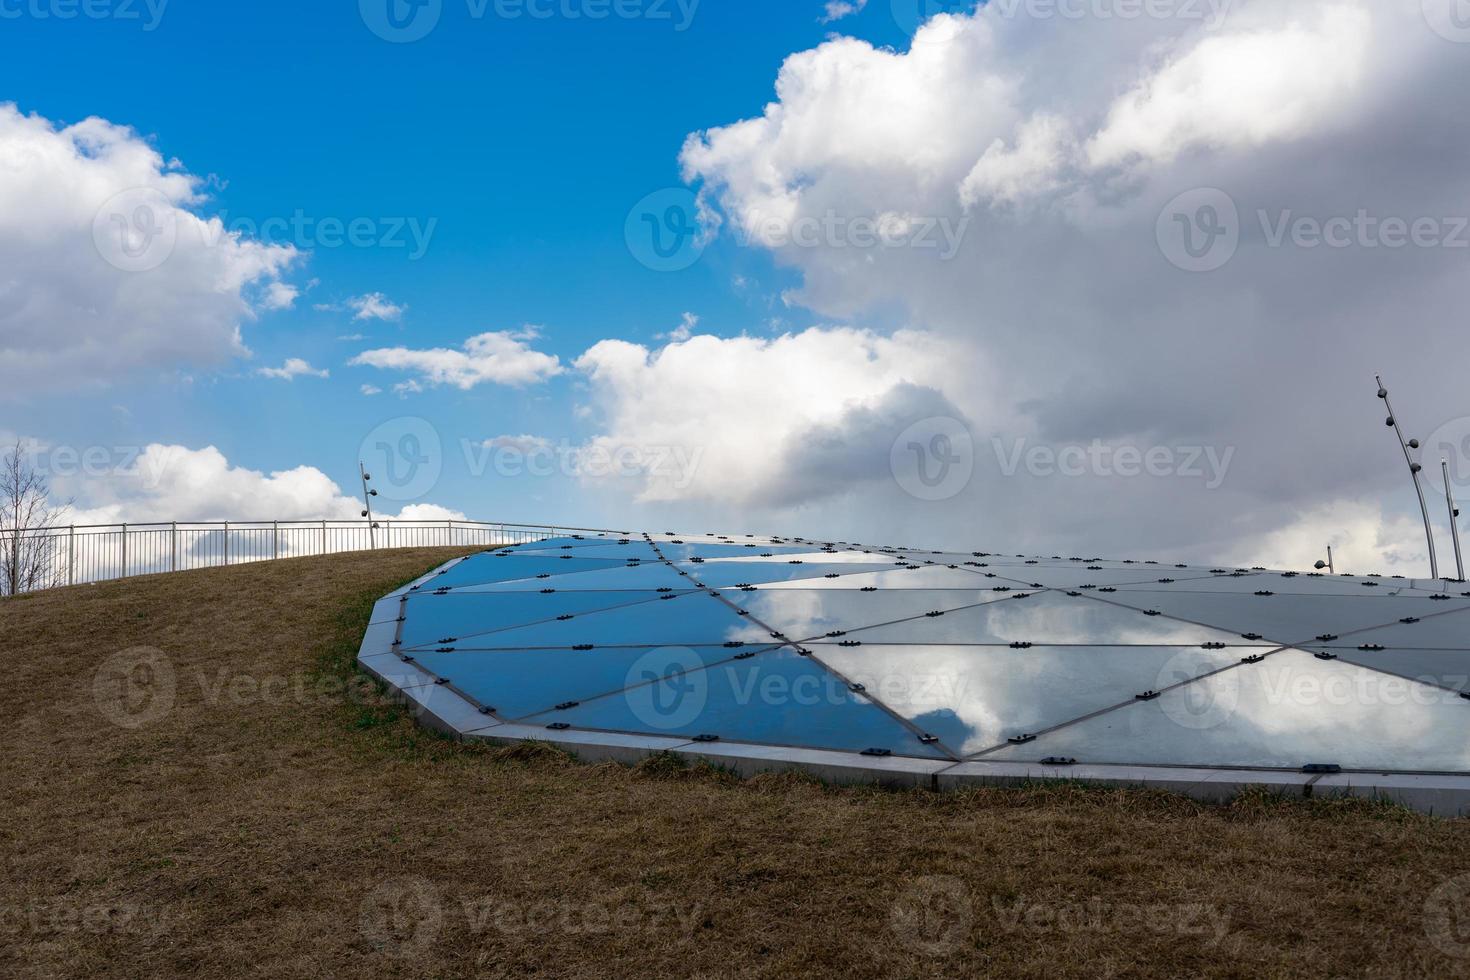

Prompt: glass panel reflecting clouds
[815,644,1241,757]
[1336,648,1470,694]
[384,541,1470,773]
[988,649,1470,771]
[680,560,906,589]
[823,591,1255,647]
[732,589,1006,640]
[1101,591,1470,646]
[1327,607,1470,652]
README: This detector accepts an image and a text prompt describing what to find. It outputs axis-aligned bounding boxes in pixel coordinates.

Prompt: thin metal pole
[273,520,279,560]
[171,522,177,572]
[68,526,74,587]
[321,520,327,555]
[359,462,377,550]
[224,521,230,566]
[1444,459,1466,582]
[1327,545,1334,575]
[121,523,128,579]
[1378,376,1440,580]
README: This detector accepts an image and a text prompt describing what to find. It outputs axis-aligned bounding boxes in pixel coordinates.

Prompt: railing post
[273,521,279,560]
[322,520,328,555]
[224,521,230,566]
[171,522,177,572]
[121,523,128,579]
[68,526,75,587]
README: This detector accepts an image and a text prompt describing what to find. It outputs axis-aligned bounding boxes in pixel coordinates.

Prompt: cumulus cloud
[60,444,459,524]
[573,327,975,506]
[1085,3,1373,170]
[391,502,470,521]
[1224,500,1436,577]
[351,329,564,390]
[0,103,298,395]
[657,0,1470,571]
[260,282,299,311]
[256,358,328,381]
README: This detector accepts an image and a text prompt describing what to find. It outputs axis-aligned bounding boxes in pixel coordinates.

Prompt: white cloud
[261,282,299,311]
[351,329,564,390]
[1225,501,1436,577]
[360,384,382,396]
[649,0,1470,568]
[960,114,1073,209]
[660,312,700,343]
[820,0,865,23]
[59,443,459,524]
[1085,4,1373,170]
[256,358,328,381]
[0,104,298,394]
[483,434,554,453]
[349,292,405,322]
[393,503,469,521]
[573,326,973,506]
[314,293,406,321]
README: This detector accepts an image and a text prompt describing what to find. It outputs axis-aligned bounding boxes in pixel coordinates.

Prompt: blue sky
[0,0,921,525]
[3,0,1469,572]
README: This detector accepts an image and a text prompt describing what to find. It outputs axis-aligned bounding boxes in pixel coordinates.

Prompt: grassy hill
[4,548,1470,977]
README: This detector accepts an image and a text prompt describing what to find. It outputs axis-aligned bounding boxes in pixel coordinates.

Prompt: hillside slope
[3,549,1469,978]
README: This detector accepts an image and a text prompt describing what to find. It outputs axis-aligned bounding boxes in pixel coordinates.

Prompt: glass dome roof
[362,532,1470,776]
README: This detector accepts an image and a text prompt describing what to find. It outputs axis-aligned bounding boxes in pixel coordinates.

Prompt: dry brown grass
[4,548,1470,978]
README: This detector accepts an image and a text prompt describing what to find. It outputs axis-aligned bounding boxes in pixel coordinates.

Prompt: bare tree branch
[1,441,71,596]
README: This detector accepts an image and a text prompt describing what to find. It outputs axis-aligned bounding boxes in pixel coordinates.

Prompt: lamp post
[359,462,380,551]
[1314,545,1335,575]
[1377,376,1440,581]
[1445,459,1466,583]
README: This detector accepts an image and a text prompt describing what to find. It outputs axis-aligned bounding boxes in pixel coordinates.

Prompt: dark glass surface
[522,646,949,759]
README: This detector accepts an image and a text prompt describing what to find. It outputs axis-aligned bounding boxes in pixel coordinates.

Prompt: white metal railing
[0,520,592,594]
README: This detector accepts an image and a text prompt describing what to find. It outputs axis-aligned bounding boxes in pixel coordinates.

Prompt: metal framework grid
[359,532,1470,815]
